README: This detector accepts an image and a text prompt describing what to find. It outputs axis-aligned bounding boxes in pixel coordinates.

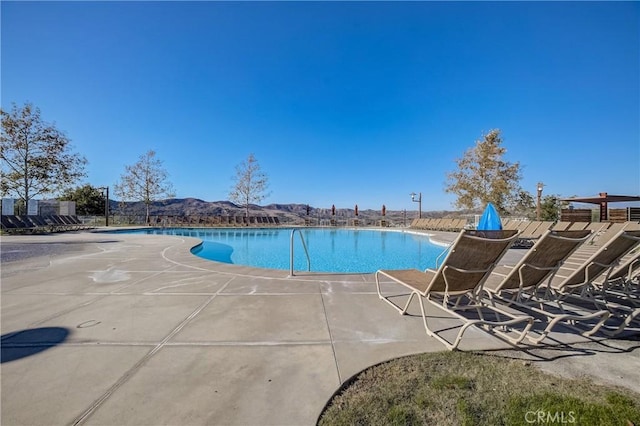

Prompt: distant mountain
[108,198,465,225]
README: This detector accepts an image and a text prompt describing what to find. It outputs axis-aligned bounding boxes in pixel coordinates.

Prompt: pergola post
[599,192,608,221]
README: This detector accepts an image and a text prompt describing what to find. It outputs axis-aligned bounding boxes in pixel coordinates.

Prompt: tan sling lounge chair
[513,221,554,249]
[605,251,640,294]
[549,230,640,295]
[584,222,638,249]
[584,250,640,318]
[545,229,640,336]
[551,221,572,231]
[567,222,589,231]
[483,230,610,343]
[375,229,533,350]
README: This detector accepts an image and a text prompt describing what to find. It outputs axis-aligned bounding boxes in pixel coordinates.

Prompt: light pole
[536,182,544,221]
[98,186,109,227]
[410,192,422,219]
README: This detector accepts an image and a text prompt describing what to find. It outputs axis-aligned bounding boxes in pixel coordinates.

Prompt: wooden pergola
[561,192,640,221]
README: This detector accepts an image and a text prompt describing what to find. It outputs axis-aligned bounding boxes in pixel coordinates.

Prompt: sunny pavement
[1,229,639,425]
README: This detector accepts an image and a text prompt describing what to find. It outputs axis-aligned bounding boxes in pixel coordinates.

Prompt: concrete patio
[1,229,639,425]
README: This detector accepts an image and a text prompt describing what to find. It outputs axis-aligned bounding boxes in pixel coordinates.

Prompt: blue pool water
[113,227,447,273]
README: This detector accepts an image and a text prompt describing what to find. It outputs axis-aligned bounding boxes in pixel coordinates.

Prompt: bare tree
[444,129,522,214]
[1,102,87,212]
[510,189,536,219]
[229,153,270,220]
[115,150,175,224]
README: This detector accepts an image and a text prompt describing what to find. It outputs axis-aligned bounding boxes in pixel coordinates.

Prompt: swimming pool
[114,228,448,273]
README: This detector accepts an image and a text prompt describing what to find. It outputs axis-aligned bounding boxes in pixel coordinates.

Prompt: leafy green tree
[539,194,570,222]
[60,184,106,215]
[1,102,87,213]
[114,150,175,224]
[444,129,522,214]
[229,153,270,220]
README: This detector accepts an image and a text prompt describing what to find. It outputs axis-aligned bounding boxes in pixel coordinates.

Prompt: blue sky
[2,1,639,212]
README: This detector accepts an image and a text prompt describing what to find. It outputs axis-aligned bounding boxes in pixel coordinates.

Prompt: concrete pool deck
[1,229,639,425]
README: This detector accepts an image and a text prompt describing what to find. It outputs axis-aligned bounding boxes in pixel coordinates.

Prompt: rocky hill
[110,198,464,226]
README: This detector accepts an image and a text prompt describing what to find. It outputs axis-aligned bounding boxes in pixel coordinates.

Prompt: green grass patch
[505,391,640,425]
[318,351,640,425]
[431,374,474,391]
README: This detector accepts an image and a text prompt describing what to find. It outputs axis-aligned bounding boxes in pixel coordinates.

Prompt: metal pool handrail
[290,228,311,276]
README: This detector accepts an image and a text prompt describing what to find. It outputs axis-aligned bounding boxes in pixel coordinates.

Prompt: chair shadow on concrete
[485,334,640,364]
[1,327,70,363]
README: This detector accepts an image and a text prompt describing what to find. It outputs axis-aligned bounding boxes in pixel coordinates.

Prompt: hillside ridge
[110,198,464,224]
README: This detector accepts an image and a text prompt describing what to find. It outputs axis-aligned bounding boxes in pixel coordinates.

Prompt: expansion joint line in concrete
[70,278,233,426]
[319,287,342,384]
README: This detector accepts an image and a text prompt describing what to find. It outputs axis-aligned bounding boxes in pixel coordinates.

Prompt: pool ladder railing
[290,228,311,276]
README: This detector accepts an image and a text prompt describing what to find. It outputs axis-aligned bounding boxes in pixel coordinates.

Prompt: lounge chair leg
[527,310,611,344]
[375,271,416,316]
[401,292,417,315]
[600,308,640,337]
[419,296,534,350]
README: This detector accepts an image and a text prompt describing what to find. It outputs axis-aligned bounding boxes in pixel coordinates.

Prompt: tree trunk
[24,156,30,216]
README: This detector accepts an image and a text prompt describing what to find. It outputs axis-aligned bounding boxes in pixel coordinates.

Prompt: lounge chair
[14,215,52,232]
[552,221,572,231]
[583,251,640,312]
[549,229,640,296]
[503,220,520,231]
[527,221,554,239]
[66,215,92,230]
[56,215,82,231]
[518,221,542,237]
[567,222,589,231]
[587,222,638,248]
[430,218,442,230]
[426,218,438,229]
[26,215,58,232]
[432,218,443,229]
[604,251,640,294]
[545,229,640,336]
[411,218,422,229]
[448,218,464,231]
[450,218,467,231]
[585,222,610,233]
[483,230,610,343]
[41,215,65,231]
[512,221,554,249]
[1,215,23,233]
[578,222,620,247]
[375,229,533,350]
[16,215,46,232]
[438,218,455,231]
